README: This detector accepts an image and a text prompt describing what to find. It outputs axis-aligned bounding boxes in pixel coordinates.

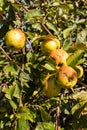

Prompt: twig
[19,47,26,107]
[55,106,61,130]
[78,80,87,89]
[41,24,53,36]
[0,45,12,61]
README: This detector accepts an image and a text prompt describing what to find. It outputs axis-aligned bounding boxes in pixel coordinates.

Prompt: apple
[5,29,26,49]
[49,49,68,66]
[74,65,84,78]
[43,74,61,97]
[41,36,60,55]
[56,65,78,89]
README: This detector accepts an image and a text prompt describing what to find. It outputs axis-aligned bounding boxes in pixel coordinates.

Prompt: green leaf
[76,29,87,44]
[9,100,17,110]
[24,9,43,20]
[69,43,87,51]
[39,107,51,122]
[3,64,18,78]
[35,122,55,130]
[46,21,58,34]
[43,122,55,130]
[3,85,15,99]
[42,63,55,71]
[17,117,30,130]
[63,25,76,39]
[17,106,36,123]
[32,23,42,32]
[71,101,86,118]
[13,81,20,99]
[0,0,5,7]
[72,91,87,101]
[67,50,83,67]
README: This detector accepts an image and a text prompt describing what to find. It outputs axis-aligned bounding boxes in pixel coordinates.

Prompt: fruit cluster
[41,36,84,97]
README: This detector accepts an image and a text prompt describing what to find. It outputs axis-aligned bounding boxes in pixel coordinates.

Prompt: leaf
[17,117,30,130]
[24,9,43,20]
[13,81,20,99]
[43,122,55,130]
[67,50,83,67]
[17,106,36,123]
[39,106,51,122]
[3,85,15,99]
[63,25,76,39]
[69,43,87,51]
[71,101,87,118]
[46,21,58,34]
[72,91,87,101]
[0,0,5,7]
[32,23,42,32]
[9,100,17,110]
[42,63,55,71]
[3,64,18,78]
[76,29,87,44]
[35,122,55,130]
[71,91,87,118]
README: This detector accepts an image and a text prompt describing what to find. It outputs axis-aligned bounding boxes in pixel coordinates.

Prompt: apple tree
[0,0,87,130]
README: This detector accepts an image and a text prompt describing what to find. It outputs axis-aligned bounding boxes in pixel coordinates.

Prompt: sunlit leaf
[3,64,18,78]
[17,117,30,130]
[17,106,36,123]
[67,50,83,67]
[72,91,87,101]
[32,23,42,32]
[13,81,20,99]
[63,25,76,39]
[76,29,87,44]
[46,21,58,34]
[35,122,55,130]
[24,9,43,20]
[42,63,55,71]
[9,100,17,110]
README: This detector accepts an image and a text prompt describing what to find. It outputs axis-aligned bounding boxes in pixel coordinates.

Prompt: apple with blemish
[56,65,78,89]
[50,49,68,66]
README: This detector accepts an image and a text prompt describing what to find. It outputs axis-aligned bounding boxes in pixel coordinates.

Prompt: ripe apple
[74,65,84,78]
[56,65,78,89]
[49,49,68,66]
[43,74,61,97]
[5,29,26,49]
[41,36,60,55]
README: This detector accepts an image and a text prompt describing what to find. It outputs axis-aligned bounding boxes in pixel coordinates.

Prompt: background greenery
[0,0,87,130]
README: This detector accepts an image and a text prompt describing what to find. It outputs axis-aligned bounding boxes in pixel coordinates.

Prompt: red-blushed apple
[56,65,78,89]
[43,74,61,97]
[5,29,26,49]
[49,49,68,66]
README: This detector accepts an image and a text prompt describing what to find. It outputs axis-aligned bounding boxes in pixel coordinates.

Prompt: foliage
[0,0,87,130]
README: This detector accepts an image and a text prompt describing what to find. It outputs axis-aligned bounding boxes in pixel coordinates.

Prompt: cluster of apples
[4,29,83,98]
[41,36,84,97]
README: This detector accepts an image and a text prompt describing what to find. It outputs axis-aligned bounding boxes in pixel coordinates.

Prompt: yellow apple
[49,49,68,66]
[43,74,61,97]
[5,29,26,49]
[41,36,60,55]
[56,65,78,89]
